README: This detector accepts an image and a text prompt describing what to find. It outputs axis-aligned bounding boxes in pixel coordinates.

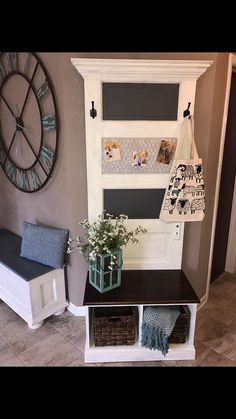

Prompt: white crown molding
[71,58,213,82]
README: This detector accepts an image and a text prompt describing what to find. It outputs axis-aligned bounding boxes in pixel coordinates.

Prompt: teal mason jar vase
[89,248,123,293]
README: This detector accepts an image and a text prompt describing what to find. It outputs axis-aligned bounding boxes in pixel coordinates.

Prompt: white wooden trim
[206,53,236,299]
[102,174,170,189]
[67,302,86,316]
[85,344,195,363]
[71,59,213,82]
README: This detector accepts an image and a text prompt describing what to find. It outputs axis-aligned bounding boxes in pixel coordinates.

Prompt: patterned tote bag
[159,116,205,223]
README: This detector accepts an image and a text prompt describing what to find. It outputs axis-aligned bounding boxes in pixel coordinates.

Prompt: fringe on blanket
[141,323,169,356]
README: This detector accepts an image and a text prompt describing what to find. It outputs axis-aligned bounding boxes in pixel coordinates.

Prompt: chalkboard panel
[103,83,179,120]
[104,189,165,219]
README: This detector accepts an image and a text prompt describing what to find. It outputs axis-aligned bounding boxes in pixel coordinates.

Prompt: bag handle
[189,116,199,159]
[175,116,199,160]
[175,116,190,159]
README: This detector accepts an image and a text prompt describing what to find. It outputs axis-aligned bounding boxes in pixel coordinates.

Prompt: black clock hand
[15,122,27,132]
[16,123,41,145]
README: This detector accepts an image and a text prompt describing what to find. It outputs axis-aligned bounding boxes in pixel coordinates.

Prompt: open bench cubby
[83,270,200,363]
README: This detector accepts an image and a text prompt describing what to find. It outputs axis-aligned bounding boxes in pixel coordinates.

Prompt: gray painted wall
[0,52,229,304]
[0,53,88,306]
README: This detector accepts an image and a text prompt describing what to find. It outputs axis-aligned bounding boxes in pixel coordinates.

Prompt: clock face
[0,52,59,192]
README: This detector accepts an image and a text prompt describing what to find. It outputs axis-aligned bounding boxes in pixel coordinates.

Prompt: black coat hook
[183,102,191,118]
[90,101,97,119]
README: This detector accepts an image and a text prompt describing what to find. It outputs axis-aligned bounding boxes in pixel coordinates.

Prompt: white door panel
[122,219,183,269]
[72,59,212,270]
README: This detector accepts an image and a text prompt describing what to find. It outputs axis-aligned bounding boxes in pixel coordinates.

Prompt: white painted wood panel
[0,263,68,328]
[72,59,212,82]
[71,59,212,270]
[122,219,183,269]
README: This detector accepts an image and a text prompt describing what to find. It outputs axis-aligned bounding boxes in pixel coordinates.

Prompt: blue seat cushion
[20,222,69,269]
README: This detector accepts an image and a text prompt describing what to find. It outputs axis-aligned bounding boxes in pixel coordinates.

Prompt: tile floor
[0,271,236,366]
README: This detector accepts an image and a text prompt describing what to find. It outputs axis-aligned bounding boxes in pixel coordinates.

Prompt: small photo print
[131,150,148,167]
[157,140,176,165]
[103,140,121,161]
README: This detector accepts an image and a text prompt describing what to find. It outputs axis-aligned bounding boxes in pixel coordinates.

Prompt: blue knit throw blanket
[141,306,180,356]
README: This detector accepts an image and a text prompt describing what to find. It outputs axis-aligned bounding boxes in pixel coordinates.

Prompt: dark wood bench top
[0,229,55,281]
[84,269,200,306]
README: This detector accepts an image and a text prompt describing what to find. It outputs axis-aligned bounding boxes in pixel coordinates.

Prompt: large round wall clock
[0,52,59,192]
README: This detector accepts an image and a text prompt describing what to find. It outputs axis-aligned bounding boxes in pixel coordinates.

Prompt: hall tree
[71,58,211,362]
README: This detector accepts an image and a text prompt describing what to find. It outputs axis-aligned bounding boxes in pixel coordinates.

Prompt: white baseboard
[197,294,207,311]
[67,302,86,316]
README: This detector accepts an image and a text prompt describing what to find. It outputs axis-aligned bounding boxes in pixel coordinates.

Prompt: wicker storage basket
[93,306,137,346]
[169,305,190,344]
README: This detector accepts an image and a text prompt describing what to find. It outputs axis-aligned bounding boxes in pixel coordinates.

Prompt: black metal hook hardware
[90,101,97,119]
[183,102,191,118]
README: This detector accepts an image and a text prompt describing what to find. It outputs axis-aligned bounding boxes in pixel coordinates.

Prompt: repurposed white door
[72,59,212,270]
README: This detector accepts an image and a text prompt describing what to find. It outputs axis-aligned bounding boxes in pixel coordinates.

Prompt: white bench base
[0,262,68,328]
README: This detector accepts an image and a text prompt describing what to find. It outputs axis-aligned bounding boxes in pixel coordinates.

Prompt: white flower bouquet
[67,212,147,270]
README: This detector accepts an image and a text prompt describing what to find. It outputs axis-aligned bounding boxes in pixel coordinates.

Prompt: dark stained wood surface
[83,270,200,306]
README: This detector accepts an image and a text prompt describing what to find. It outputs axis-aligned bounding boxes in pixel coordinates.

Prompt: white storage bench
[0,229,68,329]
